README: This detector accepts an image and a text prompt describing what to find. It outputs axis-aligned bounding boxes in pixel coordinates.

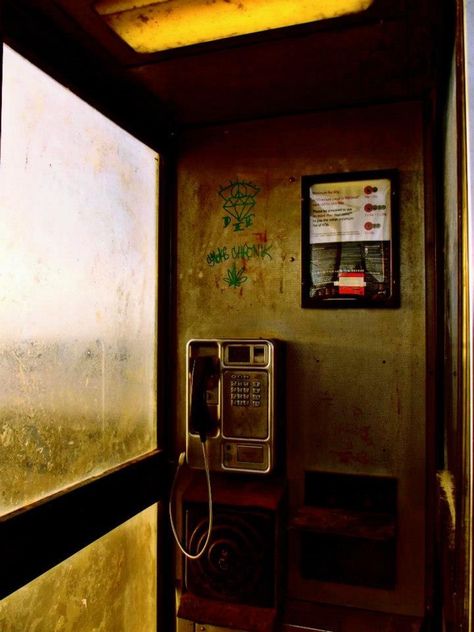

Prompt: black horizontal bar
[0,450,167,599]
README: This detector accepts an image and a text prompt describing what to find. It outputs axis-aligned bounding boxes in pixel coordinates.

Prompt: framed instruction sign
[301,169,399,308]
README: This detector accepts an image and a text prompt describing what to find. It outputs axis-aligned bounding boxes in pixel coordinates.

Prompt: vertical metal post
[461,1,474,628]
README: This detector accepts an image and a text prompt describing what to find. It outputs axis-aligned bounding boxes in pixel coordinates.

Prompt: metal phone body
[186,338,280,474]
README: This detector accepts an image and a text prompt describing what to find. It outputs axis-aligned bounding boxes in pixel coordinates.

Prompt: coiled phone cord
[168,441,213,560]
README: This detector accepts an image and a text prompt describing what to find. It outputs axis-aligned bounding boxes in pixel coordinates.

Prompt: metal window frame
[0,7,175,629]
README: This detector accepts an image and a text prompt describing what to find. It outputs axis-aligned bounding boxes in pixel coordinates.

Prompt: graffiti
[206,242,273,266]
[206,246,230,266]
[232,242,272,261]
[219,179,260,232]
[223,263,248,289]
[223,214,254,231]
[203,179,272,288]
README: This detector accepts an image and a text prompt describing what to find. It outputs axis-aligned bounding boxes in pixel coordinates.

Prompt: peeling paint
[438,469,456,549]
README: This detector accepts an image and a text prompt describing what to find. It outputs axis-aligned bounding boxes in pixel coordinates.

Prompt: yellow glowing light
[94,0,373,53]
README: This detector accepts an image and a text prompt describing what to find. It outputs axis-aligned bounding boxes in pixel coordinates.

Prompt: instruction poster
[302,171,399,308]
[309,179,391,244]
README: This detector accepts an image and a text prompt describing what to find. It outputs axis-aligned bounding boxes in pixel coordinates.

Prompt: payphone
[186,338,281,474]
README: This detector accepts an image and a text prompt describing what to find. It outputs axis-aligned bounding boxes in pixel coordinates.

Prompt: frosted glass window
[0,505,157,632]
[0,45,158,514]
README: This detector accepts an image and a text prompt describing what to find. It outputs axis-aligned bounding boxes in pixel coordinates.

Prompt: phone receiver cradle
[189,355,216,442]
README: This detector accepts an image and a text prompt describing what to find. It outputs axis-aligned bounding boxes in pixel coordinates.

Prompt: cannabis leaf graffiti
[223,263,248,288]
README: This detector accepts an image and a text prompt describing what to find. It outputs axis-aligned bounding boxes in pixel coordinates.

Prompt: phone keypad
[230,374,262,407]
[223,370,268,439]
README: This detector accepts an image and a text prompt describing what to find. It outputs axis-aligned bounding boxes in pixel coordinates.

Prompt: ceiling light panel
[94,0,373,53]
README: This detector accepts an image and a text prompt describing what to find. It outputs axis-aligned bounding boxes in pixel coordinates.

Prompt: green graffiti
[206,246,230,266]
[231,243,273,260]
[219,180,260,232]
[223,263,248,288]
[206,242,273,267]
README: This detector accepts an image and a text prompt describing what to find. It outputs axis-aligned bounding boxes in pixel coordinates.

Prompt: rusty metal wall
[175,101,426,616]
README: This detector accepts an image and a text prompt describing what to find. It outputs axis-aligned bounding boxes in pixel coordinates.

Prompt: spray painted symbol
[223,262,248,288]
[219,180,260,232]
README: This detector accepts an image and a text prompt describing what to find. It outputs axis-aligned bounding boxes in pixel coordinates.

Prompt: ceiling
[3,0,449,135]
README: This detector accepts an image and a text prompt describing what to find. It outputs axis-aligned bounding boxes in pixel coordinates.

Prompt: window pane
[0,505,157,632]
[0,45,158,514]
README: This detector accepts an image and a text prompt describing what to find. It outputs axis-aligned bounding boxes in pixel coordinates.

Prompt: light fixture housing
[94,0,374,54]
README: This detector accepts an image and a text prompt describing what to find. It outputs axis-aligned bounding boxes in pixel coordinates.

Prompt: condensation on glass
[0,505,157,632]
[0,45,158,514]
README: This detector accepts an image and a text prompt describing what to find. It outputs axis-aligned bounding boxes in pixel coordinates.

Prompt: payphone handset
[186,338,280,474]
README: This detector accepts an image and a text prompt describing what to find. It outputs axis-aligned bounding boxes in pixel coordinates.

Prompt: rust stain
[359,425,374,446]
[352,405,363,418]
[331,449,373,466]
[337,421,374,447]
[318,390,334,405]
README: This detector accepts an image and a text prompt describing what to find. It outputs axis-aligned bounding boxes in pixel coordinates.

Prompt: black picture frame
[301,169,399,308]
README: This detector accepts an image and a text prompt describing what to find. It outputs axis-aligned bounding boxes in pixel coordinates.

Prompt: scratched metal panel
[175,102,426,615]
[0,46,158,514]
[0,505,157,631]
